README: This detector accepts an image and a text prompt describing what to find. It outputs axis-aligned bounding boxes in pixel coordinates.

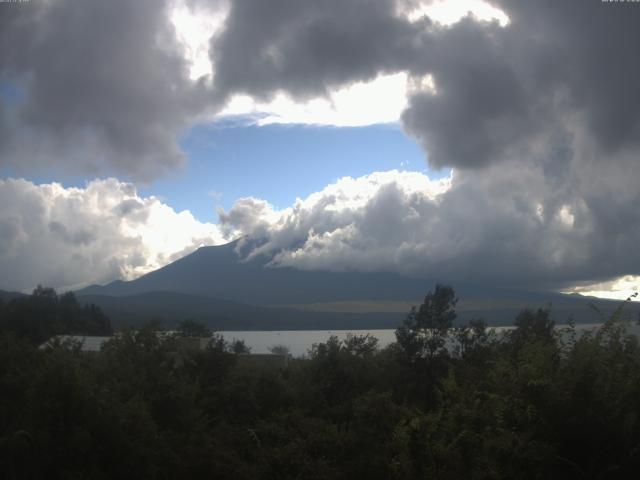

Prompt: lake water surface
[218,323,640,357]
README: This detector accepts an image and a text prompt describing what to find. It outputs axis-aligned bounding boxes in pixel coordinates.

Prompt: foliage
[230,338,251,354]
[268,344,291,356]
[2,285,640,478]
[396,284,458,361]
[177,318,212,338]
[0,286,111,345]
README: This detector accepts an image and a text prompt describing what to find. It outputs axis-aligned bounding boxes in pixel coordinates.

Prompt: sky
[143,122,436,220]
[0,0,639,301]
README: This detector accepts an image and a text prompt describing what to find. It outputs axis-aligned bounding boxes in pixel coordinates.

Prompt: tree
[177,319,211,338]
[343,333,378,357]
[268,344,291,356]
[511,307,555,348]
[231,339,251,354]
[396,284,458,361]
[32,285,57,300]
[0,287,111,344]
[453,318,491,359]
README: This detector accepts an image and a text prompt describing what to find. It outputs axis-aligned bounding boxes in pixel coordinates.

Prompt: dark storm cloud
[1,0,640,292]
[211,0,424,100]
[210,0,640,290]
[401,17,536,169]
[217,158,640,292]
[402,0,640,169]
[2,0,638,177]
[4,0,635,176]
[211,0,640,170]
[497,0,640,149]
[0,0,206,180]
[0,100,8,150]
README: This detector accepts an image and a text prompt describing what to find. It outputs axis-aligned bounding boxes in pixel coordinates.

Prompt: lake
[47,322,640,355]
[218,322,640,357]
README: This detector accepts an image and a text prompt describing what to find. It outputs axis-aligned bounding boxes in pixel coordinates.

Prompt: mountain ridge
[70,240,640,329]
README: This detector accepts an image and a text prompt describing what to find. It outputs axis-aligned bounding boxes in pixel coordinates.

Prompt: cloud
[210,0,420,101]
[0,178,224,291]
[403,0,640,169]
[4,0,637,176]
[2,0,415,174]
[564,275,640,302]
[205,0,640,295]
[210,0,640,171]
[2,162,638,296]
[401,17,536,169]
[206,0,507,127]
[219,72,410,127]
[0,0,209,181]
[405,0,509,25]
[219,164,640,292]
[1,0,640,298]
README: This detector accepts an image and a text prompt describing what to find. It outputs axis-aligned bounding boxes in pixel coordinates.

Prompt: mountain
[77,240,431,304]
[75,240,640,329]
[77,291,402,330]
[0,290,28,303]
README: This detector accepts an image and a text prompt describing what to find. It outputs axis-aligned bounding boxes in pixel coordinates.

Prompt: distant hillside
[75,240,603,306]
[0,290,27,303]
[77,291,404,331]
[77,240,433,304]
[76,290,640,331]
[72,240,640,330]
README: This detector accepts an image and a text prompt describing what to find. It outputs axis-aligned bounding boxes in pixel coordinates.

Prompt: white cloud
[405,0,510,26]
[210,0,508,128]
[219,72,411,127]
[170,0,229,81]
[218,162,640,298]
[219,169,456,271]
[2,167,638,302]
[564,276,640,303]
[0,178,225,292]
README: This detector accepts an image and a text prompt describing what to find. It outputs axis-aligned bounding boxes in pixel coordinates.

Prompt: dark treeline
[2,285,640,479]
[0,286,112,345]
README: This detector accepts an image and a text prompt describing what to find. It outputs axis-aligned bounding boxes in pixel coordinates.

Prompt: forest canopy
[1,286,640,479]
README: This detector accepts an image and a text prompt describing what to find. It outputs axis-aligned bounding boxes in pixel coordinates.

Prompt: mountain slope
[77,240,433,304]
[0,290,28,302]
[75,240,640,328]
[78,291,404,330]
